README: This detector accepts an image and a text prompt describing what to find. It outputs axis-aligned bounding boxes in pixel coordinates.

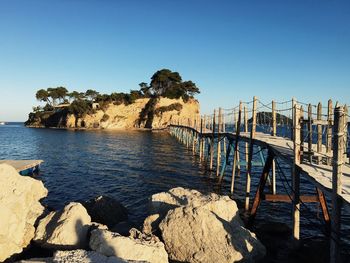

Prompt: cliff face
[26,97,199,129]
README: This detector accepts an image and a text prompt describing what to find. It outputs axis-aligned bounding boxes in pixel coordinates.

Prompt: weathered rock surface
[34,202,91,249]
[89,228,168,263]
[148,187,265,263]
[0,164,48,262]
[146,187,243,234]
[82,195,128,228]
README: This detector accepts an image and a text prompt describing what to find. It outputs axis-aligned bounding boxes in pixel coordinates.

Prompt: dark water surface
[0,123,214,224]
[1,123,349,261]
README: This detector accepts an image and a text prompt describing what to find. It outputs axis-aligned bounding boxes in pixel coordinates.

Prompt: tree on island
[139,69,200,101]
[85,89,99,101]
[36,87,68,106]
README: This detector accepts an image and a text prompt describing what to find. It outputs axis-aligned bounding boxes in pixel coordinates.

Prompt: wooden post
[199,117,203,159]
[330,105,345,263]
[326,100,333,165]
[230,102,242,193]
[210,109,216,170]
[307,103,313,163]
[236,103,242,171]
[202,115,206,161]
[344,105,348,164]
[271,100,277,195]
[192,117,196,153]
[245,96,257,211]
[292,97,296,140]
[216,108,222,177]
[317,102,322,164]
[249,149,275,222]
[222,112,226,155]
[244,106,248,170]
[292,104,301,240]
[300,106,304,163]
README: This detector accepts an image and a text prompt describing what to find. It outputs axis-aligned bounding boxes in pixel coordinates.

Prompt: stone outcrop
[26,97,199,129]
[34,202,92,249]
[82,195,128,228]
[146,187,266,263]
[89,228,168,263]
[0,164,48,262]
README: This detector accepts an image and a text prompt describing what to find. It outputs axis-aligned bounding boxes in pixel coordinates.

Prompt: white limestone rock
[148,187,265,263]
[34,202,91,249]
[89,228,168,263]
[0,164,48,262]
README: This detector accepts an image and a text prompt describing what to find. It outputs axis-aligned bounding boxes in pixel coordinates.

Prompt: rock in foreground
[90,228,168,263]
[0,164,48,262]
[149,187,266,263]
[82,195,128,228]
[34,202,91,249]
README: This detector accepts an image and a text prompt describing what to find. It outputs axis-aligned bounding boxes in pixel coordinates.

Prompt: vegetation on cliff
[26,69,200,128]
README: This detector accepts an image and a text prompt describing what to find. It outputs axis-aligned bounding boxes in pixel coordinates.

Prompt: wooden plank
[326,100,333,165]
[0,160,43,173]
[316,187,330,234]
[263,194,319,203]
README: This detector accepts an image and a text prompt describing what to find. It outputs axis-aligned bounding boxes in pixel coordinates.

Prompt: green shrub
[68,99,94,117]
[154,103,183,116]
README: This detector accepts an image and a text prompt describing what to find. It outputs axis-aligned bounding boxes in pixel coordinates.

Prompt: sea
[1,122,349,261]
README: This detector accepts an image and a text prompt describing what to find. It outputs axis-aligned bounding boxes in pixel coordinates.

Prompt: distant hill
[249,112,292,126]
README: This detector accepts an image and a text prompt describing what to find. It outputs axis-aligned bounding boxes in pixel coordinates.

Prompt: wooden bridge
[168,97,349,263]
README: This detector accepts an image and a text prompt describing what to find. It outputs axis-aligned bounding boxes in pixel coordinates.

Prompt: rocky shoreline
[0,163,266,263]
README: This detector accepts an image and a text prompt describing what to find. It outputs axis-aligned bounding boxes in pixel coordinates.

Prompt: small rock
[142,214,160,235]
[82,196,128,228]
[89,229,168,263]
[34,202,91,249]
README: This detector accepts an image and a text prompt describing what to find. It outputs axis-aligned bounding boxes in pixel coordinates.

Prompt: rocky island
[25,69,200,130]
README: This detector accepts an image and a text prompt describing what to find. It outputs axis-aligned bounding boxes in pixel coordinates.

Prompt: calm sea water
[1,123,349,258]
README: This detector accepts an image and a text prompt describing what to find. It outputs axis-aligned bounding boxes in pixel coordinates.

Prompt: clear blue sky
[0,0,349,121]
